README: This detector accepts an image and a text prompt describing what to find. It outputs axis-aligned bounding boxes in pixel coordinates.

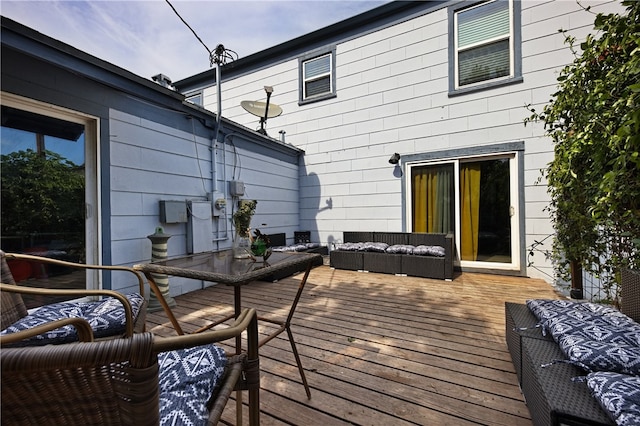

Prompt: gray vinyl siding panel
[194,0,621,282]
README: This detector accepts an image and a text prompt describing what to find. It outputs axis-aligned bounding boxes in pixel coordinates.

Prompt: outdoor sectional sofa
[258,232,326,282]
[505,269,640,425]
[329,231,454,280]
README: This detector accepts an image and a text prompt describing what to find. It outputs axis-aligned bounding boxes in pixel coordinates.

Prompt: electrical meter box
[159,200,188,223]
[229,180,245,196]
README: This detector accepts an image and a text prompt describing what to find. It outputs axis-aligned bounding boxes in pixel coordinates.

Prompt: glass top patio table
[135,249,320,286]
[134,249,321,398]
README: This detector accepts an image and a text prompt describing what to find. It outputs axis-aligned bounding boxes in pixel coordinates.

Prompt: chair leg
[286,325,311,399]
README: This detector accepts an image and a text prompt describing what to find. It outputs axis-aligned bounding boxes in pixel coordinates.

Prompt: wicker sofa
[505,269,640,426]
[329,232,454,280]
[257,233,325,282]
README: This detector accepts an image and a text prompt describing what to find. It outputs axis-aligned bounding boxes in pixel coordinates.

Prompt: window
[449,0,521,94]
[185,93,202,106]
[299,49,336,104]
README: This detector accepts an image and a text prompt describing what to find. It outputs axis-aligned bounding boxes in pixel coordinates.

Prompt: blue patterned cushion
[527,299,640,375]
[527,299,636,336]
[547,315,640,346]
[158,344,227,425]
[0,293,145,346]
[556,334,640,375]
[586,372,640,425]
[412,245,445,257]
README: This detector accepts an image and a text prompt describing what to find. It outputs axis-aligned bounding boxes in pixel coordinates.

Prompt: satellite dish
[241,89,283,136]
[240,101,283,119]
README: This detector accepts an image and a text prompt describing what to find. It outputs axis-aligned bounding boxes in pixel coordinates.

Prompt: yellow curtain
[413,171,428,232]
[413,167,451,233]
[460,164,481,260]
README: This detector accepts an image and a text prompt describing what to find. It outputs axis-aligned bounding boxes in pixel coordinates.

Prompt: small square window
[186,93,202,106]
[449,0,521,95]
[299,49,336,104]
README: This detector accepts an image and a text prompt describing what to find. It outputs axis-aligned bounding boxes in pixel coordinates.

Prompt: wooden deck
[146,265,562,425]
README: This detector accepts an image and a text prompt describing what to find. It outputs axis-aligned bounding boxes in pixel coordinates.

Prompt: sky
[1,0,388,83]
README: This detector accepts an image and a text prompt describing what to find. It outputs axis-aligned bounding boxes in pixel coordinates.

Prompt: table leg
[258,260,314,398]
[234,285,243,425]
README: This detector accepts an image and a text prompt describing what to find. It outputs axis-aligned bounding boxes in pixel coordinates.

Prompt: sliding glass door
[1,93,99,303]
[410,154,519,270]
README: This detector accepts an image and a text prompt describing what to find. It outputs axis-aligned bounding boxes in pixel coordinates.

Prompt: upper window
[299,49,336,104]
[449,0,521,95]
[185,93,203,106]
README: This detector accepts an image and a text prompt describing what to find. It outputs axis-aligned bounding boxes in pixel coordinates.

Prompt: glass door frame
[2,92,101,289]
[404,150,522,273]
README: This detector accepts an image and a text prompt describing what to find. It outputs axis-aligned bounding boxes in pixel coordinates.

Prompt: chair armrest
[4,252,146,296]
[152,308,259,360]
[0,283,137,338]
[0,317,94,346]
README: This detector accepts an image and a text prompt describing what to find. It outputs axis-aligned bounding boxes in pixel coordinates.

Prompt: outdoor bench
[329,231,454,280]
[258,232,325,282]
[505,269,640,426]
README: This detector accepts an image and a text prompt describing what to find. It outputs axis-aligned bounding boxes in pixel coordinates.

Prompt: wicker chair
[1,307,260,425]
[1,251,147,346]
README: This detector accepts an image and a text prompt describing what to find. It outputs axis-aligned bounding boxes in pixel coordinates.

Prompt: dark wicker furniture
[260,233,325,282]
[505,302,613,425]
[505,269,640,425]
[330,231,454,280]
[1,251,147,345]
[1,308,260,425]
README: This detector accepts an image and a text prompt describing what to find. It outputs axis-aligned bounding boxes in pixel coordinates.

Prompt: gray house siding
[1,16,302,296]
[175,0,622,283]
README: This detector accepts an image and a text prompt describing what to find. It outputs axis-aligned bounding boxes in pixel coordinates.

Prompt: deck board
[147,265,562,425]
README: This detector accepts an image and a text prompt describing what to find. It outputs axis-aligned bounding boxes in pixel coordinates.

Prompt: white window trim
[403,148,524,274]
[1,91,102,289]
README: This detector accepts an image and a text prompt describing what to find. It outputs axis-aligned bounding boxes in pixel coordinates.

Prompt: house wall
[1,25,301,296]
[108,109,301,295]
[192,0,621,283]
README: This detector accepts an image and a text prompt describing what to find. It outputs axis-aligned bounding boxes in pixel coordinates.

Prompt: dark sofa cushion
[586,371,640,425]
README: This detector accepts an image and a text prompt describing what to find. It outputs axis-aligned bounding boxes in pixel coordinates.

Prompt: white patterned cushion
[412,245,446,257]
[361,242,389,253]
[0,293,145,346]
[334,242,364,251]
[158,344,227,425]
[385,244,415,254]
[586,372,640,425]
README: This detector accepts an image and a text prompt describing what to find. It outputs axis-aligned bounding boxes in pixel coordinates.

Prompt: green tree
[526,1,639,297]
[1,149,85,240]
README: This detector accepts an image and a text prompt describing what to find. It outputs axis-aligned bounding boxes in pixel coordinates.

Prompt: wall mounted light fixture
[388,153,401,164]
